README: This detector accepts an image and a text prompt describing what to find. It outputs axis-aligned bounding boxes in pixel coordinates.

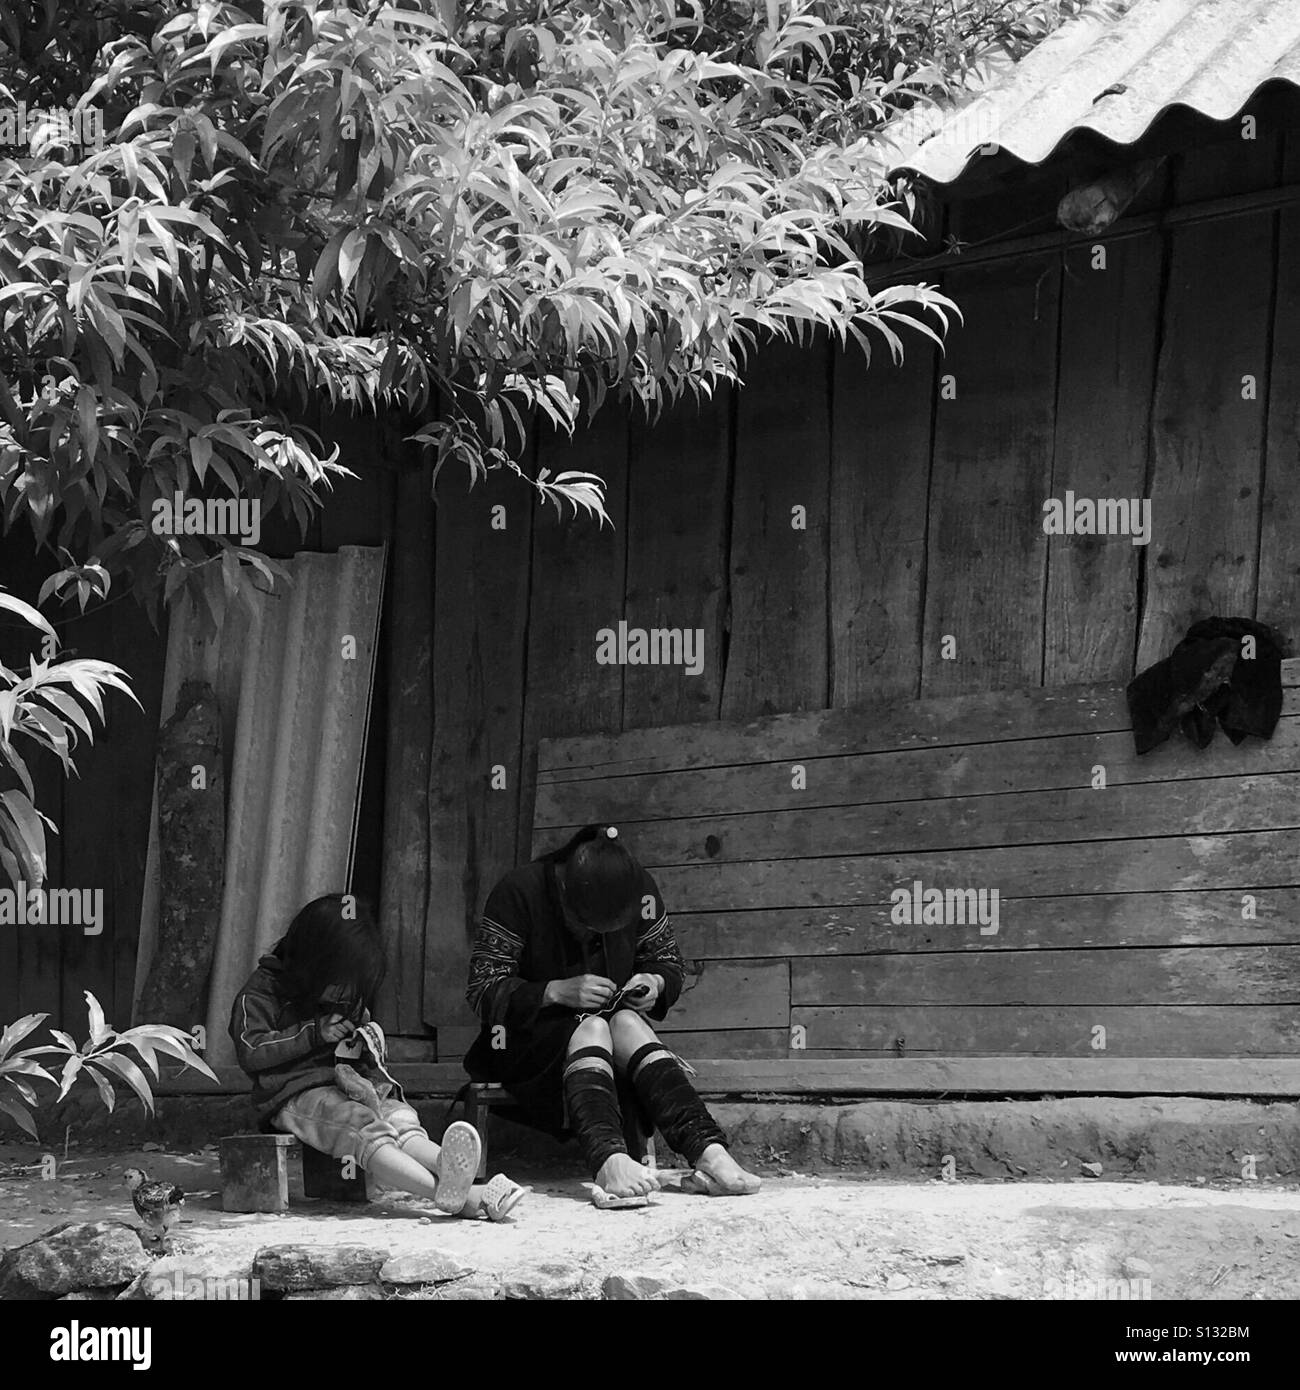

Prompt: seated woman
[230,894,527,1220]
[465,824,760,1204]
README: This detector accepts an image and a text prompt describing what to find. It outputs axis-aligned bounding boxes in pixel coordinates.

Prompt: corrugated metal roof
[133,546,386,1069]
[885,0,1300,185]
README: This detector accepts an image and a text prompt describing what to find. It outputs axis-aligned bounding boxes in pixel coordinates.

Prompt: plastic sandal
[466,1173,531,1222]
[432,1121,481,1214]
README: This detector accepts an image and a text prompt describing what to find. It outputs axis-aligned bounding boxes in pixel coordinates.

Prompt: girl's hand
[319,1014,355,1044]
[623,973,661,1012]
[545,975,617,1010]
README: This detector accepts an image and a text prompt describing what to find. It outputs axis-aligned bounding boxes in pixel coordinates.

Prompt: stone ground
[3,1139,1299,1299]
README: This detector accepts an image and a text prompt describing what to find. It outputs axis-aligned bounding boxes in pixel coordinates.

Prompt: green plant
[0,991,218,1138]
[0,0,1095,629]
[0,585,136,887]
[0,1010,58,1137]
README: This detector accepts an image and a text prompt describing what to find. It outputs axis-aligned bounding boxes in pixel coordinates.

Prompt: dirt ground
[3,1140,1299,1299]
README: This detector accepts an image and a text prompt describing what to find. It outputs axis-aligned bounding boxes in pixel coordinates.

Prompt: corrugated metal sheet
[885,0,1300,184]
[133,546,386,1069]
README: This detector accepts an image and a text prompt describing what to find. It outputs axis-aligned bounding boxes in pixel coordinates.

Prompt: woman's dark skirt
[463,1012,581,1134]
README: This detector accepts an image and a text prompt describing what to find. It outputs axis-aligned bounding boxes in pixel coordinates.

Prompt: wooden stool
[220,1133,294,1212]
[462,1081,657,1179]
[219,1133,367,1212]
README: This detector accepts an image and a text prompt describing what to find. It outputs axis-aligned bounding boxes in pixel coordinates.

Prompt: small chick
[124,1166,184,1248]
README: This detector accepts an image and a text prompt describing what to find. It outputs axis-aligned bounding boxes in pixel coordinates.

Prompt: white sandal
[432,1122,481,1214]
[464,1173,531,1221]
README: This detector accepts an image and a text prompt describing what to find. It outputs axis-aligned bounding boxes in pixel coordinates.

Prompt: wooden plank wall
[409,121,1300,1059]
[8,115,1298,1058]
[534,663,1300,1061]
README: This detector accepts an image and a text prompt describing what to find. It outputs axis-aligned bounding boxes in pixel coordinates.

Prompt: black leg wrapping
[629,1052,726,1167]
[562,1063,628,1176]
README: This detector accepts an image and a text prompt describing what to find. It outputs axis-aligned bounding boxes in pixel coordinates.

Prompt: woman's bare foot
[694,1143,761,1195]
[595,1152,659,1198]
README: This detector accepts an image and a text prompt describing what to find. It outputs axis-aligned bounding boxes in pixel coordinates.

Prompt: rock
[282,1284,386,1301]
[1081,1162,1103,1178]
[662,1284,743,1300]
[380,1250,473,1285]
[119,1252,259,1301]
[141,1142,163,1152]
[1121,1257,1154,1280]
[0,1222,152,1300]
[58,1289,122,1301]
[253,1244,388,1293]
[500,1262,587,1300]
[602,1271,671,1300]
[434,1276,501,1301]
[885,1272,912,1291]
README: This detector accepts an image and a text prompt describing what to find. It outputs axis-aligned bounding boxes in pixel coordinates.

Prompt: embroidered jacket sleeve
[633,871,684,1021]
[466,878,550,1031]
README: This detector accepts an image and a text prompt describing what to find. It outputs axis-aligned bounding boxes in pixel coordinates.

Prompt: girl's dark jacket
[462,855,686,1130]
[228,954,397,1123]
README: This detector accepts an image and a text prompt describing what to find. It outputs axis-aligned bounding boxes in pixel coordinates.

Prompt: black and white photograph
[0,0,1295,1362]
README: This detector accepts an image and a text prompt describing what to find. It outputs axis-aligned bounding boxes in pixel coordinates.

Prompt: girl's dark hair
[539,823,611,864]
[540,824,640,932]
[273,893,385,1020]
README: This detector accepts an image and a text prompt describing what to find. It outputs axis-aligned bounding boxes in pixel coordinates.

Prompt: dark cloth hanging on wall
[1126,617,1287,755]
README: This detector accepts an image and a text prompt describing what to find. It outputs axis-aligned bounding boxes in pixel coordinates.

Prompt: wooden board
[622,390,730,729]
[663,959,789,1032]
[678,1057,1300,1097]
[539,662,1300,779]
[571,771,1300,868]
[152,1057,1300,1098]
[922,257,1056,696]
[423,466,535,1046]
[829,324,935,705]
[534,717,1300,829]
[534,650,1300,1068]
[518,411,628,850]
[1045,235,1159,682]
[317,413,392,549]
[722,334,830,718]
[378,453,433,1033]
[652,828,1300,909]
[654,1028,790,1059]
[1257,162,1300,625]
[1136,211,1272,670]
[793,946,1300,1008]
[793,1005,1300,1056]
[672,890,1300,958]
[1171,125,1283,202]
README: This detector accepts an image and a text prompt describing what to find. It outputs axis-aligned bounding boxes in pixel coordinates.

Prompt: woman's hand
[622,973,662,1013]
[545,975,617,1010]
[319,1014,355,1044]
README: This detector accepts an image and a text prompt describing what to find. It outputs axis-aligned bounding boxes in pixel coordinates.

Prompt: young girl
[230,894,527,1220]
[465,825,760,1205]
